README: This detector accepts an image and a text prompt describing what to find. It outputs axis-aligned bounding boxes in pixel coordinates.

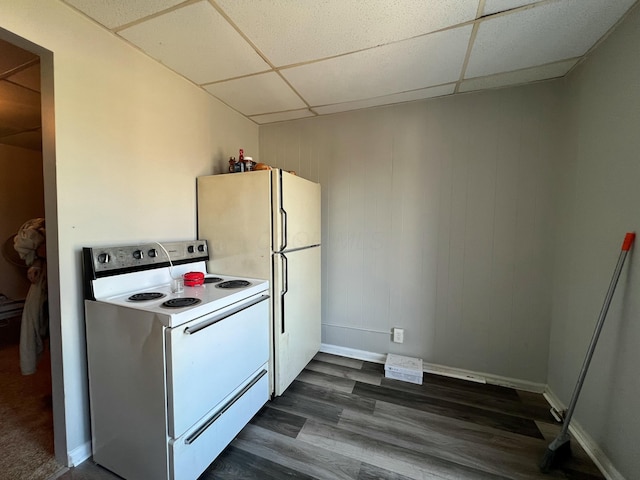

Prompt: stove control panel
[84,240,209,276]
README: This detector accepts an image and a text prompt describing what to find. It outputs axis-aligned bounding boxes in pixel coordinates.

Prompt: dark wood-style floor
[53,352,605,480]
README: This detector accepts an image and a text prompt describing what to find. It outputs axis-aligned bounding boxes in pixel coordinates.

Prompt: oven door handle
[184,368,267,445]
[184,295,269,335]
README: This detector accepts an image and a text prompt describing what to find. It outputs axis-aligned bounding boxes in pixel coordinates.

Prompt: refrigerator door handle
[280,208,288,252]
[278,170,288,252]
[280,253,288,334]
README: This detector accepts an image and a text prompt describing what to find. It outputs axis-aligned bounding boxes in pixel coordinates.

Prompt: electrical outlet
[392,328,404,343]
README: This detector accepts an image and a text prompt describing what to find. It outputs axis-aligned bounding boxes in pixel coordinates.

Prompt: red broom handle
[559,232,635,434]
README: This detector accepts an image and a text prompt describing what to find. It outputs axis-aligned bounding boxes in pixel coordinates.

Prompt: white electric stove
[83,240,270,480]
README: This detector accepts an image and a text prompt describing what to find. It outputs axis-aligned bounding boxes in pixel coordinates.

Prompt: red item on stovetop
[183,271,205,286]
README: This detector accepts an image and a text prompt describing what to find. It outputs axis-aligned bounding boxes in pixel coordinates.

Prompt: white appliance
[197,169,321,396]
[82,240,269,480]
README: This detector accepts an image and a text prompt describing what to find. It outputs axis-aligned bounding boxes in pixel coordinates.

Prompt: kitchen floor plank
[268,386,345,425]
[379,376,554,422]
[419,371,522,399]
[297,418,512,480]
[232,423,363,480]
[353,381,545,439]
[54,353,605,480]
[249,405,307,438]
[360,360,385,373]
[297,367,357,393]
[305,359,383,385]
[338,407,552,480]
[313,352,365,370]
[201,444,316,480]
[373,400,549,455]
[285,378,377,415]
[357,462,416,480]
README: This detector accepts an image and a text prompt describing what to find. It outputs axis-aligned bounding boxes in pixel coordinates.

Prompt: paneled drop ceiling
[0,38,41,150]
[3,0,638,138]
[60,0,638,124]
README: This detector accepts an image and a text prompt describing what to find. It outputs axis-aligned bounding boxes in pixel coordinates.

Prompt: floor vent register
[384,354,423,385]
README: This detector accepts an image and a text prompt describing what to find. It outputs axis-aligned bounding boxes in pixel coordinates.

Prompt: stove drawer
[169,367,268,480]
[165,294,269,438]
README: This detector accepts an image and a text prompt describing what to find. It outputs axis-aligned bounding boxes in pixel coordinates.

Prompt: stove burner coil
[161,298,201,308]
[204,277,224,284]
[216,280,251,289]
[129,292,165,301]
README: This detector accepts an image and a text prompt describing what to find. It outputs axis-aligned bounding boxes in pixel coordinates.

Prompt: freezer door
[197,171,272,279]
[273,170,321,252]
[273,246,321,396]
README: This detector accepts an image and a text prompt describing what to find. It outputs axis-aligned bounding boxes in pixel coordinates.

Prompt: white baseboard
[422,362,545,393]
[320,344,387,364]
[67,441,91,467]
[543,388,625,480]
[319,343,545,393]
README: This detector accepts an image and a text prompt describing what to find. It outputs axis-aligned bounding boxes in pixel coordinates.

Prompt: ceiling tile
[459,59,577,92]
[216,0,479,67]
[119,1,270,84]
[0,38,37,76]
[63,0,185,29]
[8,64,41,92]
[250,109,316,125]
[281,25,472,106]
[204,72,306,116]
[314,84,455,115]
[466,0,637,78]
[483,0,539,16]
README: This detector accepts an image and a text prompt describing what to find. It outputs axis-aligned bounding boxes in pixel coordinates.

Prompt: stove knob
[133,249,144,260]
[187,245,195,253]
[97,253,110,264]
[148,249,157,258]
[197,244,205,252]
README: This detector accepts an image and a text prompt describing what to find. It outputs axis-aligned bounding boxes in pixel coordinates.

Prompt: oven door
[165,293,269,439]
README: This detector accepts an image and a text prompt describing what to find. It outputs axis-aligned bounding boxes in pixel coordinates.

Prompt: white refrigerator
[197,169,321,396]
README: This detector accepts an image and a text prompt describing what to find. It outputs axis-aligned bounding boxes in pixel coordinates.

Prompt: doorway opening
[0,28,63,477]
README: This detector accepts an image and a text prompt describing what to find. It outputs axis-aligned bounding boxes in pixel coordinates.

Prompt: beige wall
[0,0,258,464]
[260,81,564,384]
[548,4,640,479]
[0,144,44,299]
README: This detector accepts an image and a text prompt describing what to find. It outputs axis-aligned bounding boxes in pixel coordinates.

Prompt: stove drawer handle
[184,295,269,335]
[184,368,268,445]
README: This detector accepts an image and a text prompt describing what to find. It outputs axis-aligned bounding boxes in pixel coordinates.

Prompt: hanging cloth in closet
[13,218,48,375]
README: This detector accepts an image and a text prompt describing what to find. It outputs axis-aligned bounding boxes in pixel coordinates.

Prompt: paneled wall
[548,3,640,478]
[260,81,563,383]
[0,144,44,300]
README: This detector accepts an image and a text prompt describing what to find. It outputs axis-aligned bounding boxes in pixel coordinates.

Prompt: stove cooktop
[84,241,269,327]
[97,273,269,327]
